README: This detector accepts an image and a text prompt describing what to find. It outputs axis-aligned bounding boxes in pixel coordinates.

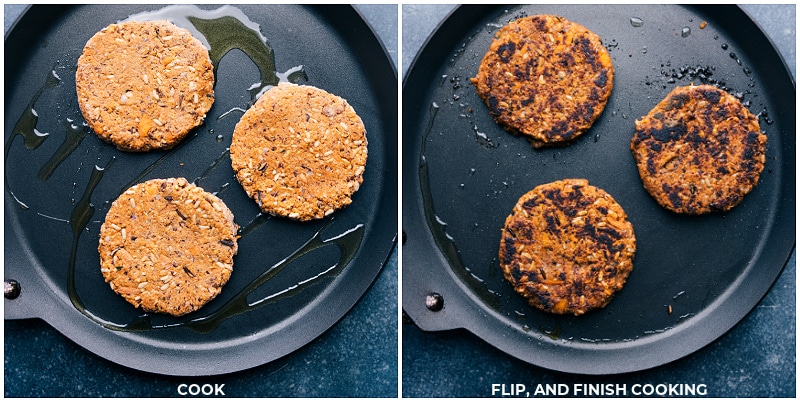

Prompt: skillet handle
[4,283,51,320]
[401,260,476,332]
[4,283,49,320]
[4,241,53,320]
[403,290,498,333]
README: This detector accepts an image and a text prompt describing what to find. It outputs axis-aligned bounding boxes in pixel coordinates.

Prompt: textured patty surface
[99,178,238,316]
[76,20,214,152]
[631,85,766,214]
[472,14,614,147]
[230,83,368,221]
[498,179,636,316]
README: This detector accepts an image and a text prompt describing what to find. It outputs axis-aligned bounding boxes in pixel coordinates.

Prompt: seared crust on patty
[230,83,368,221]
[99,178,238,316]
[76,20,214,152]
[472,14,614,147]
[499,179,636,316]
[631,85,766,214]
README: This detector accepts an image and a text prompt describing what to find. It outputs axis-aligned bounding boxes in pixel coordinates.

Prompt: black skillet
[402,4,795,374]
[5,4,397,376]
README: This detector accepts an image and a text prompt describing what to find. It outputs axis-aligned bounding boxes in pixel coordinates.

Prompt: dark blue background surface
[4,4,397,397]
[402,4,795,398]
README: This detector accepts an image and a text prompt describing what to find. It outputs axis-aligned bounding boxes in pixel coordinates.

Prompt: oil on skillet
[5,5,364,333]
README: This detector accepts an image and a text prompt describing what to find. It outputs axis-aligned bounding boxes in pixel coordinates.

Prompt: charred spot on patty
[594,70,608,87]
[699,87,721,103]
[496,42,516,63]
[650,123,688,142]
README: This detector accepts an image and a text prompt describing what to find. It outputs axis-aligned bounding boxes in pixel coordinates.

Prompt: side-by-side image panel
[5,4,397,397]
[401,4,795,397]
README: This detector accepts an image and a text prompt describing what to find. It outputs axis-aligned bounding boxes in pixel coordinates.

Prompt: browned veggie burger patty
[99,178,238,317]
[499,179,636,316]
[631,84,766,214]
[472,14,614,147]
[230,83,368,221]
[76,20,214,152]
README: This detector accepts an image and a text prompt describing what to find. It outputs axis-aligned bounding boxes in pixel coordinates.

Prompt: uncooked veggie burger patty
[498,179,636,316]
[230,82,368,221]
[76,20,214,152]
[99,178,238,317]
[631,84,767,214]
[472,14,614,147]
